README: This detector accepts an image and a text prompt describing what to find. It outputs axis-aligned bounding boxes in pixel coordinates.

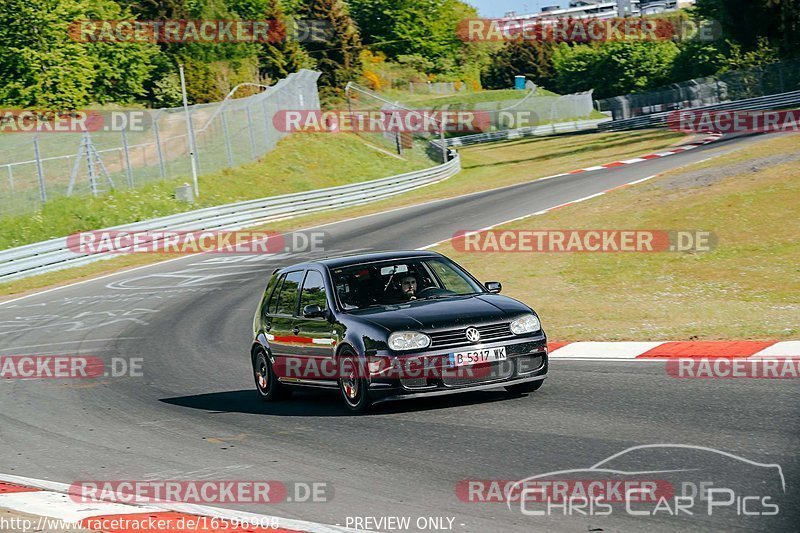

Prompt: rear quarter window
[273,270,305,316]
[261,273,281,319]
[267,274,287,315]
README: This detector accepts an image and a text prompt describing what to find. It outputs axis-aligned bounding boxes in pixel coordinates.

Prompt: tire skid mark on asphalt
[0,338,145,353]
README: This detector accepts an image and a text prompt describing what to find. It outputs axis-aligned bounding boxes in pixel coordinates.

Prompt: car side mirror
[484,281,502,294]
[302,304,327,319]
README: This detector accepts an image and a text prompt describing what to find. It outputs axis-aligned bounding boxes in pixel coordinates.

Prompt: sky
[465,0,570,18]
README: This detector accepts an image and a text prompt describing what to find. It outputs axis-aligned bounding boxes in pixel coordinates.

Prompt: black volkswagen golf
[251,251,548,412]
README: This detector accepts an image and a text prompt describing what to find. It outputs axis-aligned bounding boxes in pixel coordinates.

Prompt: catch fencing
[344,83,450,163]
[0,152,461,283]
[596,59,800,121]
[441,118,610,147]
[470,89,595,130]
[0,70,321,217]
[344,82,595,157]
[598,90,800,131]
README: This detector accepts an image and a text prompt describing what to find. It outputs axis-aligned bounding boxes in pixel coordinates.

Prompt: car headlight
[388,331,431,351]
[510,314,541,335]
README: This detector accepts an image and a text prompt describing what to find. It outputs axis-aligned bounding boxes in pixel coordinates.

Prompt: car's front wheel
[253,349,290,402]
[506,379,544,395]
[338,349,371,413]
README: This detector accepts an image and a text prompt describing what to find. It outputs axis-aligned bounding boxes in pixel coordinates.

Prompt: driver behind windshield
[399,274,418,300]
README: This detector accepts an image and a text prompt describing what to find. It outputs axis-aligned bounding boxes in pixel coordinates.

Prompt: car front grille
[400,377,431,389]
[428,322,514,350]
[441,360,514,387]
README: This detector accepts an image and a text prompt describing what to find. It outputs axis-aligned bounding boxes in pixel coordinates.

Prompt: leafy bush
[552,41,680,98]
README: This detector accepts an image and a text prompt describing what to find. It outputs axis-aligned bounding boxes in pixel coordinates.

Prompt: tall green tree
[299,0,361,91]
[0,0,158,108]
[349,0,477,76]
[118,0,266,103]
[552,41,680,98]
[693,0,800,59]
[482,41,555,90]
[257,0,314,81]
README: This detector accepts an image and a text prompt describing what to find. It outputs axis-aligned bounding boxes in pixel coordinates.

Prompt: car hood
[350,294,532,332]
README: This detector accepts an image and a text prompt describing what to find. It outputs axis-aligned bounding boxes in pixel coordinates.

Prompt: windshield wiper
[417,292,481,301]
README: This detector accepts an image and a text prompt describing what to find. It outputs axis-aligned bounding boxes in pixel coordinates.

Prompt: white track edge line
[0,473,369,533]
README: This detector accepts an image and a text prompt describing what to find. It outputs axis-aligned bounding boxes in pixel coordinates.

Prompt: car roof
[278,250,444,272]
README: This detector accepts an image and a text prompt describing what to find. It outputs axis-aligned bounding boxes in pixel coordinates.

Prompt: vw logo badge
[465,327,481,343]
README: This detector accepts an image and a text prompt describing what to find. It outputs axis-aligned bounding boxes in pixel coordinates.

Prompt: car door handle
[292,327,301,335]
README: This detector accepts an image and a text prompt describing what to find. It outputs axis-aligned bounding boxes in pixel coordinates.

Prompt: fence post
[152,111,167,179]
[84,133,99,196]
[221,108,234,167]
[188,106,201,174]
[32,136,47,203]
[262,100,272,149]
[246,105,257,158]
[179,64,200,197]
[120,128,134,188]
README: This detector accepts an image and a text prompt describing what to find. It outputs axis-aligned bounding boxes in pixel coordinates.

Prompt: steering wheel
[415,287,439,298]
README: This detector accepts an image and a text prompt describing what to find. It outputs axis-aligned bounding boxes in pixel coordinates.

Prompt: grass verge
[372,88,554,107]
[0,129,686,299]
[433,133,800,341]
[0,134,430,250]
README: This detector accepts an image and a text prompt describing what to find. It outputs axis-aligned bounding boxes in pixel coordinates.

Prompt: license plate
[449,346,507,367]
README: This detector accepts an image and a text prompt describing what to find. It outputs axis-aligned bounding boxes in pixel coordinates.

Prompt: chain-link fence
[345,83,450,163]
[0,69,321,217]
[596,60,800,120]
[468,89,596,130]
[345,82,596,160]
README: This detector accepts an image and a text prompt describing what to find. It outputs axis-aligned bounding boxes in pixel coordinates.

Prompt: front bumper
[368,334,548,404]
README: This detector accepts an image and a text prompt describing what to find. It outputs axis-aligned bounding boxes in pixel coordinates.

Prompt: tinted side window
[274,271,304,316]
[267,274,287,314]
[300,270,328,312]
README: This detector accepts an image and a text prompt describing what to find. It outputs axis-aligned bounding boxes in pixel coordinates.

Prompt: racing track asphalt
[0,133,797,532]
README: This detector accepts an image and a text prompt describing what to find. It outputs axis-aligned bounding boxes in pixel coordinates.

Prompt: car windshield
[330,258,484,310]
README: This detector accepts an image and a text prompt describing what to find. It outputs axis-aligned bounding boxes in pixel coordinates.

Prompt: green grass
[434,133,800,341]
[373,88,560,108]
[0,134,430,249]
[0,128,687,298]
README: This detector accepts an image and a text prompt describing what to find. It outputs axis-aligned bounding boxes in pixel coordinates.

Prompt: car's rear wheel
[338,349,371,413]
[253,349,290,401]
[506,379,544,395]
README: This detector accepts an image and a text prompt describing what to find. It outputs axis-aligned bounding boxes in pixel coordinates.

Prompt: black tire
[506,379,544,395]
[338,349,371,414]
[253,349,291,402]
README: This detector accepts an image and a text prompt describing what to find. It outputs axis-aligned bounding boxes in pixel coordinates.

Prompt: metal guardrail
[598,90,800,132]
[440,118,611,148]
[0,153,461,283]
